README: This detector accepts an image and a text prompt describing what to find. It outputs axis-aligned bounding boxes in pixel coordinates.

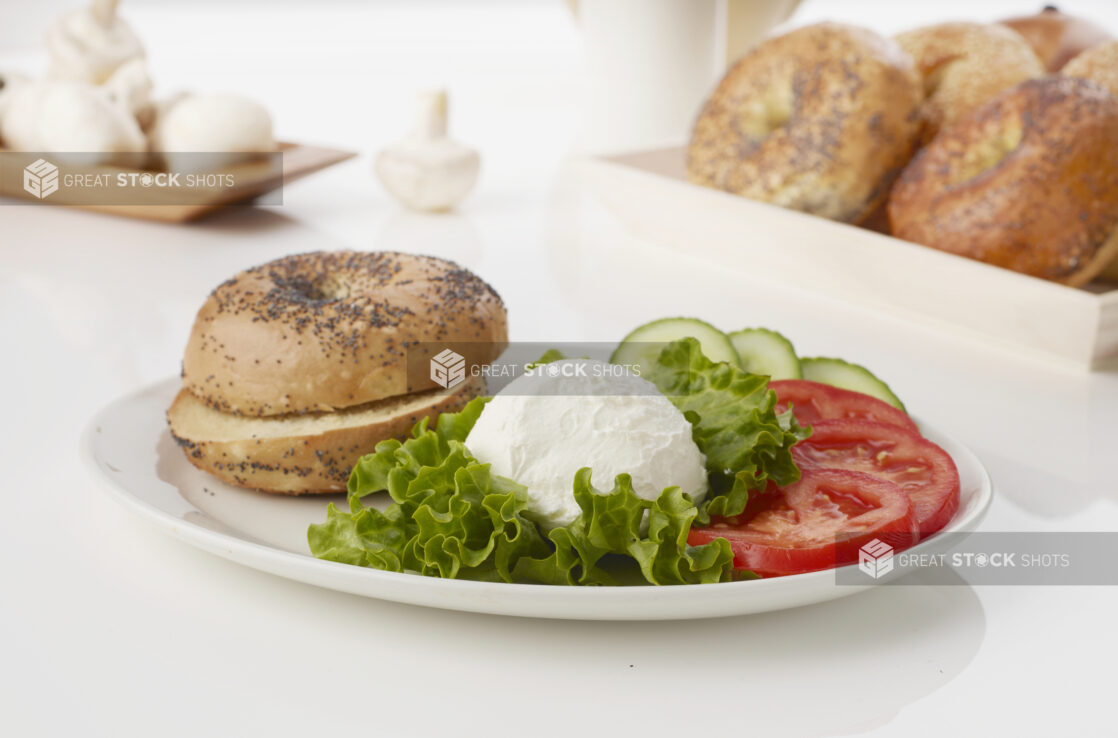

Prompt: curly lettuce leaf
[309,338,804,585]
[314,398,551,581]
[309,398,734,585]
[643,338,809,521]
[527,348,568,368]
[307,497,408,571]
[512,470,734,585]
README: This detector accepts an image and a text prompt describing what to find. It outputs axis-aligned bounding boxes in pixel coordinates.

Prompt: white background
[3,1,1118,736]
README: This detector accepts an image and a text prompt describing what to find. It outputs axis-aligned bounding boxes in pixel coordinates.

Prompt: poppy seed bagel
[168,377,485,494]
[181,251,507,417]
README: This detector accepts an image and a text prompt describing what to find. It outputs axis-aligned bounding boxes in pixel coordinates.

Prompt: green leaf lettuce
[643,337,809,521]
[308,338,806,584]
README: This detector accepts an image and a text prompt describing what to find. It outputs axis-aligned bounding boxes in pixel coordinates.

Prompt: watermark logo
[430,348,466,389]
[23,158,59,199]
[858,538,894,579]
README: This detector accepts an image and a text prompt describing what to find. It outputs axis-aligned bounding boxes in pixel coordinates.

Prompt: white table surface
[3,1,1118,736]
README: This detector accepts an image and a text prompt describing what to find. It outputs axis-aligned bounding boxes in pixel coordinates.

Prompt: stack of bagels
[687,6,1118,287]
[167,251,507,494]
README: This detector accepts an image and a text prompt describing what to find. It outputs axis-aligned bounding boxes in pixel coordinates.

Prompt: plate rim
[81,377,994,620]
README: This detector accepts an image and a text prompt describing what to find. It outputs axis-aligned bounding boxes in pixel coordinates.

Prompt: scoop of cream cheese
[465,359,707,530]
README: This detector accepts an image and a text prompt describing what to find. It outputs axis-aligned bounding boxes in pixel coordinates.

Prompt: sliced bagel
[168,377,485,494]
[181,251,507,417]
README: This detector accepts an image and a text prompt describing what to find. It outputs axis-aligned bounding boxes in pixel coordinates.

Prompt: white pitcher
[572,0,802,151]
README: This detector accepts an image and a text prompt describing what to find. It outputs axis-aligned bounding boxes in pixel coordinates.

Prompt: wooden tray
[580,146,1118,369]
[0,142,355,222]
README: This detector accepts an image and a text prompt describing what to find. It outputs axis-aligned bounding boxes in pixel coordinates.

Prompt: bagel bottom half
[168,377,485,494]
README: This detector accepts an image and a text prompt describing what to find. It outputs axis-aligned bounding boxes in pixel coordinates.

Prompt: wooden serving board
[580,146,1118,369]
[0,142,356,223]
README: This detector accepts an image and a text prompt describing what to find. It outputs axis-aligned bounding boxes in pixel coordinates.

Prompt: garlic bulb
[0,78,146,166]
[375,90,480,212]
[0,72,31,134]
[149,93,277,172]
[47,0,145,85]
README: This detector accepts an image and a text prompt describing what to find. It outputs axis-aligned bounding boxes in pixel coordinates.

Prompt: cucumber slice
[801,357,906,411]
[610,317,738,373]
[728,328,802,379]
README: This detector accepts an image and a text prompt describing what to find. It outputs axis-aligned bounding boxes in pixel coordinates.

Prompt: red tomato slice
[688,469,919,577]
[770,379,919,434]
[792,419,961,539]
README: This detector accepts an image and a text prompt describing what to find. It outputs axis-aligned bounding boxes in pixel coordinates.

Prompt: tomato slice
[688,469,919,577]
[770,379,919,434]
[792,419,961,539]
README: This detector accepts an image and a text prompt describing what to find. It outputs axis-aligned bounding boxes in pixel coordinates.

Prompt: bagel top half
[182,250,507,416]
[687,22,923,224]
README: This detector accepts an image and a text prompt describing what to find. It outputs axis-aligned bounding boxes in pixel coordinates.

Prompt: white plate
[82,378,993,621]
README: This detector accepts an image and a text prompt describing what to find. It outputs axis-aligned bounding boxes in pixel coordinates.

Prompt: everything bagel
[687,23,923,224]
[1063,39,1118,99]
[895,22,1044,143]
[1001,6,1112,72]
[888,77,1118,286]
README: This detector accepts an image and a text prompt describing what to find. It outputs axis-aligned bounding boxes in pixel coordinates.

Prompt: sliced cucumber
[728,328,802,379]
[801,357,906,411]
[610,317,739,374]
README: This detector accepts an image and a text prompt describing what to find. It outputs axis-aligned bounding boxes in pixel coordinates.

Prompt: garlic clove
[103,57,154,130]
[375,90,480,212]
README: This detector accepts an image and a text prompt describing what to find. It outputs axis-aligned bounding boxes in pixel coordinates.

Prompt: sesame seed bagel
[1001,6,1112,72]
[182,251,507,417]
[687,23,923,224]
[168,377,485,494]
[895,23,1045,144]
[888,77,1118,286]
